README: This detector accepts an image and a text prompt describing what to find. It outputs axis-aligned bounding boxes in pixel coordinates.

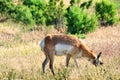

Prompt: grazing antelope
[40,34,103,75]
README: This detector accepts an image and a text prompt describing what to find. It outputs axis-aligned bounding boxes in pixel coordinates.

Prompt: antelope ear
[97,52,102,59]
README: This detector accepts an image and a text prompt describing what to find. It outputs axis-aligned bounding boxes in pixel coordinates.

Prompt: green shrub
[14,4,34,25]
[95,0,118,25]
[0,0,35,26]
[66,6,98,34]
[80,0,93,9]
[0,0,15,20]
[23,0,47,25]
[23,0,46,6]
[45,0,57,25]
[29,5,46,25]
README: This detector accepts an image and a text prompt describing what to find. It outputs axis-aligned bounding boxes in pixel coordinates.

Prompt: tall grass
[0,22,120,79]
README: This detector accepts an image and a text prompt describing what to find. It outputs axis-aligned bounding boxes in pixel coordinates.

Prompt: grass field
[0,21,120,80]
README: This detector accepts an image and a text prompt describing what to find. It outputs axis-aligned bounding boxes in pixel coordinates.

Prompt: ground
[0,21,120,80]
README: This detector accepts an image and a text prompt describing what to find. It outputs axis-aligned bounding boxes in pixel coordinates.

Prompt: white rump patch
[39,38,45,51]
[55,43,74,56]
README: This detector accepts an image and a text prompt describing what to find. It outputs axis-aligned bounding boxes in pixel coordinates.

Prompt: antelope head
[93,52,103,66]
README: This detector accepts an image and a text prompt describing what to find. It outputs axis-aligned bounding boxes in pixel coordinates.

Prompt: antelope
[40,34,103,75]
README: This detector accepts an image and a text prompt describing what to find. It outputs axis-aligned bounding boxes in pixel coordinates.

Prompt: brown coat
[44,34,96,59]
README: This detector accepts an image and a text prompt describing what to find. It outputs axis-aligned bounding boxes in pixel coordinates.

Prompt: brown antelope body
[40,34,103,75]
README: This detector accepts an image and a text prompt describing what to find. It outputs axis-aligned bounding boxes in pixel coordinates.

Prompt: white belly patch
[55,43,74,56]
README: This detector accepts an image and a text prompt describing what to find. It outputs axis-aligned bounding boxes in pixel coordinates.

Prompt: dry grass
[0,22,120,80]
[82,25,120,56]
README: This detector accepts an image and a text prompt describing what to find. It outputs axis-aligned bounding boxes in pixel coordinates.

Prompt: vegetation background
[0,0,120,80]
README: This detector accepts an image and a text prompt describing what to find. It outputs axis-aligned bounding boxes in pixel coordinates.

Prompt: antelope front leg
[66,55,71,67]
[73,58,78,68]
